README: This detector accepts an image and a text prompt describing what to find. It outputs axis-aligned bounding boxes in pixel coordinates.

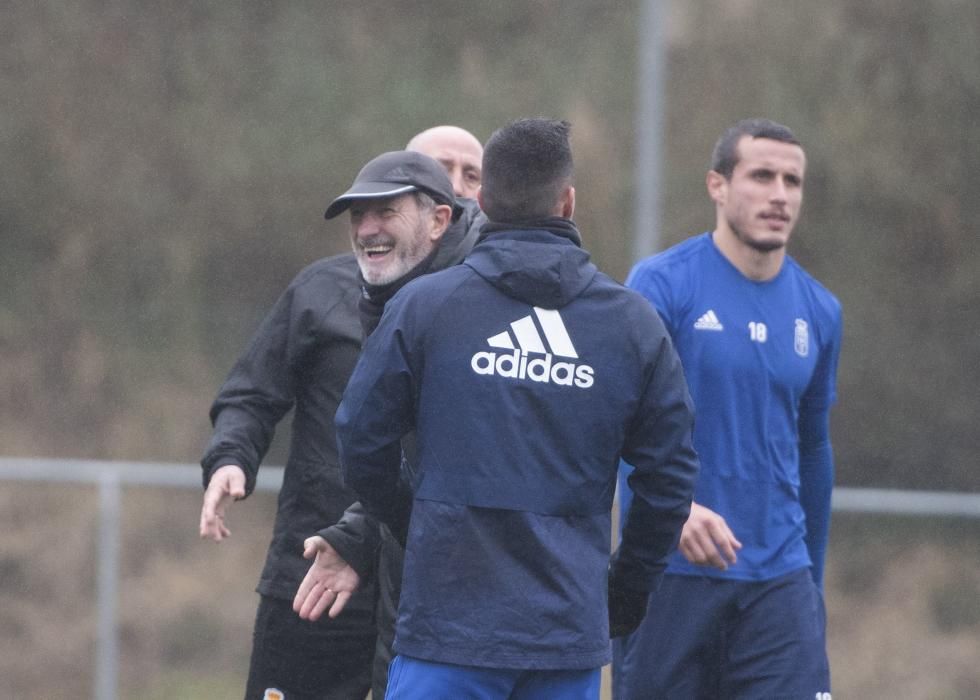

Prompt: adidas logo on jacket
[470,306,595,388]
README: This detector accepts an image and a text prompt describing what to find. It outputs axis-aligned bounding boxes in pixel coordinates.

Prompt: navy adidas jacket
[335,218,699,670]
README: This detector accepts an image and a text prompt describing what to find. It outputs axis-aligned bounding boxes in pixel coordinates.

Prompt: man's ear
[556,185,575,219]
[706,170,727,206]
[476,186,484,212]
[429,204,453,241]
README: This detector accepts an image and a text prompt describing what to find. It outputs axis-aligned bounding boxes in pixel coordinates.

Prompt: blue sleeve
[335,294,418,539]
[617,264,672,527]
[798,406,833,590]
[625,259,675,331]
[616,459,634,534]
[798,309,842,590]
[611,260,696,592]
[611,312,699,592]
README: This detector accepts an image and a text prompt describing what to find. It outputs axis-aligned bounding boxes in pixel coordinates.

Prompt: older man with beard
[199,128,484,700]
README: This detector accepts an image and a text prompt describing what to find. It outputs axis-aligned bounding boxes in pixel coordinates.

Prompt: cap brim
[324,183,419,219]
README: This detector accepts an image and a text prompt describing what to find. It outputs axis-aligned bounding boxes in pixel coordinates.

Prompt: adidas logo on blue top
[694,309,724,331]
[470,307,595,388]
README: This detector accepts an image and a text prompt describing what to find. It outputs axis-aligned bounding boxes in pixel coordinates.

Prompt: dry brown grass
[828,525,980,699]
[1,486,978,699]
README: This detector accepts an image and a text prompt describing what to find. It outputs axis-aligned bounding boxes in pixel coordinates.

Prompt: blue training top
[620,232,842,584]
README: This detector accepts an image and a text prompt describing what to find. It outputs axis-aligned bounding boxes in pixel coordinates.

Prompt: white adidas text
[471,349,595,388]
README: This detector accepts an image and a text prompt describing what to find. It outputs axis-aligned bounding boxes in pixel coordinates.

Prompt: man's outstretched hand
[292,535,361,621]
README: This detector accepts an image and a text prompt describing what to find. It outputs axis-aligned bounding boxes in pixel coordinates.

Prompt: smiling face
[348,193,446,285]
[709,135,806,256]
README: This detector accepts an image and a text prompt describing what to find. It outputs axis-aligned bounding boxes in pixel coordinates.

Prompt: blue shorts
[613,568,830,699]
[384,655,601,700]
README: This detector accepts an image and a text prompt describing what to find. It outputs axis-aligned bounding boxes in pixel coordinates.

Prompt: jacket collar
[479,217,582,247]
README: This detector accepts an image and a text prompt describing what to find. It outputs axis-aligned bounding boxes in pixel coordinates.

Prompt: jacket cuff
[319,521,381,580]
[608,552,664,594]
[201,455,257,497]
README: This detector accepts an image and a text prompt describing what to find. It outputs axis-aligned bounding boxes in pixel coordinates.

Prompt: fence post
[95,467,120,700]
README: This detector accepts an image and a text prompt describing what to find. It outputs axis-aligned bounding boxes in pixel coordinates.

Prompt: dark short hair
[710,118,802,180]
[481,118,573,223]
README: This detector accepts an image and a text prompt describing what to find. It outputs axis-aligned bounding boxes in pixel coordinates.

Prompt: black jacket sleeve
[317,501,383,581]
[200,280,310,496]
[607,567,651,637]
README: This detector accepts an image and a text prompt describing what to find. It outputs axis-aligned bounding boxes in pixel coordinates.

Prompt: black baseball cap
[324,150,456,220]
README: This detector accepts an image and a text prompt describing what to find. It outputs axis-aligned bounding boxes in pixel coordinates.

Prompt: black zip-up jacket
[201,199,483,608]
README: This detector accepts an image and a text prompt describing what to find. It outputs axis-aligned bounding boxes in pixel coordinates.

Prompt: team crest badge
[794,318,809,357]
[263,689,285,700]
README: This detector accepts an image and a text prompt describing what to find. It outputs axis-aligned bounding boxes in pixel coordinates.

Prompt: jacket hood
[464,218,597,308]
[431,197,485,271]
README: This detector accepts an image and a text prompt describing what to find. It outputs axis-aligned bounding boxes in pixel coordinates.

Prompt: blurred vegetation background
[2,0,978,697]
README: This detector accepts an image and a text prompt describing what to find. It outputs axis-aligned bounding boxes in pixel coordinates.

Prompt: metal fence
[2,456,980,700]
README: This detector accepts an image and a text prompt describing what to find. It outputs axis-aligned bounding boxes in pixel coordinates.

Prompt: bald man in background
[408,125,483,199]
[200,126,484,700]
